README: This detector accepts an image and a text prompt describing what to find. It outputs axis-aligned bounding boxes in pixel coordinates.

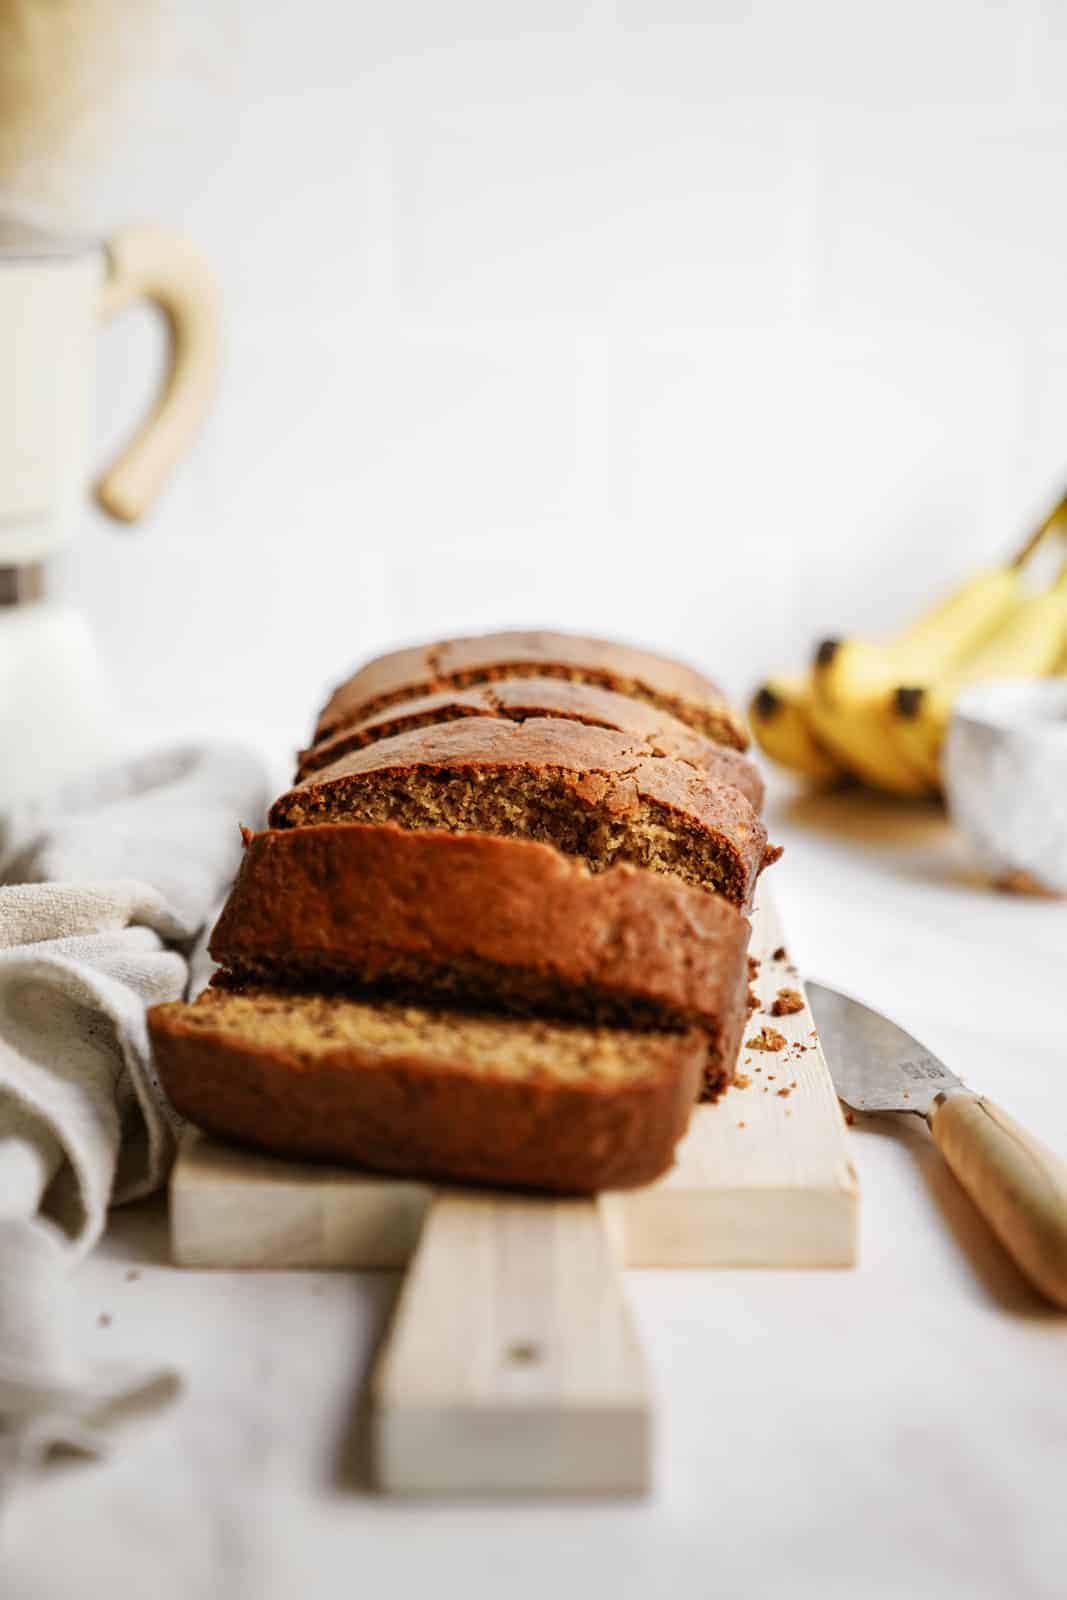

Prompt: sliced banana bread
[270,717,777,908]
[313,629,748,752]
[210,823,751,1098]
[298,676,764,808]
[147,986,704,1193]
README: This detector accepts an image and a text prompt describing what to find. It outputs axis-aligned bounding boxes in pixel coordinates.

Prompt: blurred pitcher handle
[94,225,221,524]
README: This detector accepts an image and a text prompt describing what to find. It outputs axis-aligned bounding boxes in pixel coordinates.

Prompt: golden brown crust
[313,630,748,751]
[297,676,764,809]
[209,823,751,1097]
[148,988,704,1193]
[271,716,774,908]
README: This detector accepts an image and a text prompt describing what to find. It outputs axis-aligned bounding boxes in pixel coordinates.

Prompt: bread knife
[808,982,1067,1308]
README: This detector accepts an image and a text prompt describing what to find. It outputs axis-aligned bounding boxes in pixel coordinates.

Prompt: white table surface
[4,777,1067,1600]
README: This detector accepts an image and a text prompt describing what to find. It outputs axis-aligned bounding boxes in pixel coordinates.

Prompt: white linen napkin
[0,744,268,1496]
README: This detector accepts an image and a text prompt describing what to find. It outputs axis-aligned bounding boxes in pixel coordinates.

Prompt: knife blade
[806,981,965,1115]
[807,981,1067,1309]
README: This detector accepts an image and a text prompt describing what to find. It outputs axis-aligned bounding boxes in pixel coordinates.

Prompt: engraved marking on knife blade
[898,1056,951,1082]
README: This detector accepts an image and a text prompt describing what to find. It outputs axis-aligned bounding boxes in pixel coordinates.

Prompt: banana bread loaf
[298,676,764,808]
[148,986,704,1193]
[270,717,776,908]
[313,630,748,752]
[209,823,751,1098]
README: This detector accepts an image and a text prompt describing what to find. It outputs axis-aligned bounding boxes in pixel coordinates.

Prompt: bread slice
[271,717,777,908]
[297,676,764,808]
[210,823,751,1099]
[313,629,748,752]
[148,986,704,1193]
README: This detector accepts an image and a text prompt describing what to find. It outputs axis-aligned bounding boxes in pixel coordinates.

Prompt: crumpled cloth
[0,744,268,1497]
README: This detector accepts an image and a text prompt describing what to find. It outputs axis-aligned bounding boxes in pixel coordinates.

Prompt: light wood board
[168,887,856,1495]
[171,890,858,1272]
[371,1191,650,1495]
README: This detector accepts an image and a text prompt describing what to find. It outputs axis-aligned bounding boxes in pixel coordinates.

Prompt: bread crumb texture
[178,987,673,1085]
[770,987,804,1017]
[746,1026,787,1052]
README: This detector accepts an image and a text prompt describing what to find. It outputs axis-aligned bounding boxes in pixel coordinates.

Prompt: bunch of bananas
[750,495,1067,797]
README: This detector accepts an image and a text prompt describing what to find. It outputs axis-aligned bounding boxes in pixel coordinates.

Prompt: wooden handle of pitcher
[930,1092,1067,1308]
[94,225,221,524]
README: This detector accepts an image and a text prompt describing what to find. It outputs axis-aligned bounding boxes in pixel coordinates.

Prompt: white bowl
[944,679,1067,895]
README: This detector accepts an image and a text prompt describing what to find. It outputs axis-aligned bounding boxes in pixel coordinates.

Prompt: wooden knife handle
[929,1092,1067,1308]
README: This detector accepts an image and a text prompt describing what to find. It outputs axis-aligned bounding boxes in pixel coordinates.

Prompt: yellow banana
[813,565,1024,705]
[748,677,843,783]
[888,561,1067,785]
[752,498,1065,798]
[805,679,936,796]
[806,561,1031,797]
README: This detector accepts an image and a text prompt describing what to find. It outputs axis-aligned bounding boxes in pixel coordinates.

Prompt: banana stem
[1012,489,1067,569]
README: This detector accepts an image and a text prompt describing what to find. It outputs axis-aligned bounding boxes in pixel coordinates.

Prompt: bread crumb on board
[746,1026,787,1052]
[747,955,760,981]
[734,1073,752,1089]
[772,945,787,961]
[770,987,804,1017]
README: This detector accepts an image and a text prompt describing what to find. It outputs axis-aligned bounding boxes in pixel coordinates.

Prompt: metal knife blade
[807,981,966,1116]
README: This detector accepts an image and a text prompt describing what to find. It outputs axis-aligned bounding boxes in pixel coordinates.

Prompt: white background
[10,0,1067,755]
[4,9,1067,1598]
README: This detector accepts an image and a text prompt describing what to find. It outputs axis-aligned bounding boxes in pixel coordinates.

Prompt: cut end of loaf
[172,986,670,1083]
[149,986,705,1193]
[270,766,755,905]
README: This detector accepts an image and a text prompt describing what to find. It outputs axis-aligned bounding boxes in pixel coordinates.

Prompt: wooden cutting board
[169,888,857,1493]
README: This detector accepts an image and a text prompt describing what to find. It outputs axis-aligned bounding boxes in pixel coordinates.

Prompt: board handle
[370,1190,651,1495]
[930,1092,1067,1308]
